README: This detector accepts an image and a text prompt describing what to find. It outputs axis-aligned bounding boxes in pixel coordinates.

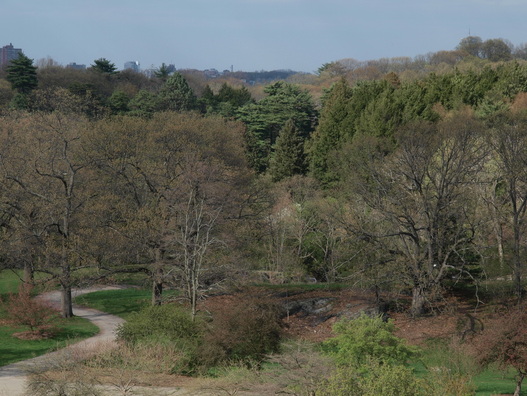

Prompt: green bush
[317,359,425,396]
[323,314,418,369]
[116,304,202,348]
[116,304,205,374]
[318,315,427,395]
[116,300,283,375]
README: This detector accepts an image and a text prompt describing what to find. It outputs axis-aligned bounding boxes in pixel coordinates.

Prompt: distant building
[204,68,220,78]
[66,62,86,70]
[0,43,22,67]
[124,61,140,72]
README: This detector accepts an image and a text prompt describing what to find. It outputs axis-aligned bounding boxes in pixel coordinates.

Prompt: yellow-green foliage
[323,314,418,368]
[317,359,424,396]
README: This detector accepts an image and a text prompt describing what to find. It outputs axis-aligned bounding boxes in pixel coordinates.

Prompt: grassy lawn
[416,338,525,395]
[73,288,177,319]
[0,316,99,366]
[0,269,100,367]
[0,269,24,294]
[474,368,522,396]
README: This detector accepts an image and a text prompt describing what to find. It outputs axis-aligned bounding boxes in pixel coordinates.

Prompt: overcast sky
[2,0,525,73]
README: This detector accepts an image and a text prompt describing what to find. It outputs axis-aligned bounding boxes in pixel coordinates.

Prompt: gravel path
[0,286,126,396]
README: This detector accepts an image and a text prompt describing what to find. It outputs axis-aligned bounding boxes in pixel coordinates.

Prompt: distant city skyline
[0,43,22,67]
[2,0,527,73]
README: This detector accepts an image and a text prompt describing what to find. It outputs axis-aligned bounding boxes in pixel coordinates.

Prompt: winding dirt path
[0,286,126,396]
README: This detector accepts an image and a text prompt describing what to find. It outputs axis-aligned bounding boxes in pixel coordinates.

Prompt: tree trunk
[190,271,198,321]
[513,212,523,301]
[152,279,163,306]
[61,259,74,318]
[151,246,165,306]
[23,262,33,285]
[61,285,73,318]
[411,286,427,317]
[514,372,525,396]
[492,217,505,269]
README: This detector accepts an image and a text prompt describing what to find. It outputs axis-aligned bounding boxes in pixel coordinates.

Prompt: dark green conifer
[308,78,353,184]
[6,53,38,95]
[269,119,307,181]
[158,72,197,112]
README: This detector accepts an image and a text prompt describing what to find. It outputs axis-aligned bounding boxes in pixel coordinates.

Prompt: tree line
[3,37,527,318]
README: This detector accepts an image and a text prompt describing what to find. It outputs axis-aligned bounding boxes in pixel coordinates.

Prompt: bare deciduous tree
[346,114,487,315]
[490,113,527,300]
[0,112,94,317]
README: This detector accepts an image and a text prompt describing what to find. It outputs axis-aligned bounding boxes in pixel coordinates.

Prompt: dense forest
[2,35,527,321]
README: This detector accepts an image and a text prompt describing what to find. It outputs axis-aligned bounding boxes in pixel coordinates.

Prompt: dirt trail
[0,286,126,396]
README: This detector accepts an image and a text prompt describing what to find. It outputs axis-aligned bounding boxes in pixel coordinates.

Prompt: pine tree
[269,119,307,181]
[236,81,316,172]
[158,72,197,112]
[308,78,353,184]
[6,53,38,95]
[90,58,118,74]
[154,63,171,81]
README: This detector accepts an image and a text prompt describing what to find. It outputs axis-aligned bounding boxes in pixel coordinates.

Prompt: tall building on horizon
[0,43,22,67]
[66,62,86,70]
[124,61,140,72]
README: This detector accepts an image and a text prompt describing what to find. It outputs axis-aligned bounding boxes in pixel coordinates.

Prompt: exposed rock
[283,297,336,317]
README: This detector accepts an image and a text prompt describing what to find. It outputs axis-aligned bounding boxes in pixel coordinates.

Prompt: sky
[2,0,526,73]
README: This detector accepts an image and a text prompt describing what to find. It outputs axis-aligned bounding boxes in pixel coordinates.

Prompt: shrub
[473,306,527,396]
[318,315,426,395]
[116,303,202,347]
[323,314,418,369]
[197,299,284,369]
[116,299,283,375]
[317,359,425,396]
[2,283,59,333]
[27,371,102,396]
[116,303,204,373]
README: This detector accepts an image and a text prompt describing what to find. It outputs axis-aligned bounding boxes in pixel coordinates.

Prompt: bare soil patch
[199,286,491,346]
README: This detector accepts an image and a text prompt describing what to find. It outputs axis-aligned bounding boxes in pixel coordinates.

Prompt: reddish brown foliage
[3,283,60,332]
[474,307,527,372]
[197,297,284,368]
[473,306,527,395]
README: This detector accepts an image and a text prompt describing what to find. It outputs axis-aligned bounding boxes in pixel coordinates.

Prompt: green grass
[0,316,99,366]
[415,338,526,395]
[474,368,522,395]
[0,269,24,294]
[0,269,100,367]
[73,288,177,319]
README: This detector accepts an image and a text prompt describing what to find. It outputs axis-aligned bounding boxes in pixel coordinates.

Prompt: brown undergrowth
[29,285,509,395]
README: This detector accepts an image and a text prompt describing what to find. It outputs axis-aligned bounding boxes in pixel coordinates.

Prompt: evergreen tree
[128,90,163,118]
[308,78,354,184]
[236,81,316,172]
[154,63,171,81]
[6,53,38,95]
[90,58,118,74]
[198,85,216,114]
[107,90,131,115]
[396,82,439,124]
[158,72,197,112]
[202,83,253,117]
[355,86,400,138]
[216,83,253,117]
[269,119,307,181]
